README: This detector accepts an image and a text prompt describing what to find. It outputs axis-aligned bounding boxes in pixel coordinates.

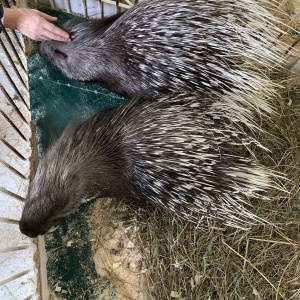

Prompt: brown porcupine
[19,92,279,238]
[38,0,284,114]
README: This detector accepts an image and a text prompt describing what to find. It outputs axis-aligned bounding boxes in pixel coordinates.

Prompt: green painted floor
[28,9,126,299]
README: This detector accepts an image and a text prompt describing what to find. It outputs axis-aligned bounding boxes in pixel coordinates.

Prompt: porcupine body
[38,0,283,113]
[19,92,276,238]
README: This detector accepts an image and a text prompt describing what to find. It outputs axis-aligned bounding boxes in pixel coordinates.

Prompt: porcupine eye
[54,49,68,59]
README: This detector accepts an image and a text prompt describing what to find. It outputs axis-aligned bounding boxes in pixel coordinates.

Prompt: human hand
[3,8,70,41]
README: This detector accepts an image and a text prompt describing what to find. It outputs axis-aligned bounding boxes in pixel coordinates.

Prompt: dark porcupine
[38,0,284,114]
[19,92,280,238]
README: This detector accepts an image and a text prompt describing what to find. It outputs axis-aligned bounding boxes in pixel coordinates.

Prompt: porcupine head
[38,13,130,95]
[19,143,87,237]
[19,110,134,238]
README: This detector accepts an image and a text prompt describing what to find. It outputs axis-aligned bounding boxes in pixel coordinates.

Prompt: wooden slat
[0,191,24,220]
[0,270,38,300]
[0,114,31,161]
[0,143,30,177]
[0,223,32,249]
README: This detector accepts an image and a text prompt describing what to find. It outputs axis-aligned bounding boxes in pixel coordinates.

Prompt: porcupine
[19,92,277,238]
[38,0,283,114]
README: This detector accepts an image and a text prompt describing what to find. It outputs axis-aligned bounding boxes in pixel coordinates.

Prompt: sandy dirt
[90,199,147,300]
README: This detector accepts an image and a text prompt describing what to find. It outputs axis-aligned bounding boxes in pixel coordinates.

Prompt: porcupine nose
[19,220,40,238]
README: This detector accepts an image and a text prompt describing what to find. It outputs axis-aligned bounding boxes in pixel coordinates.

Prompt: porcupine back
[19,92,279,237]
[39,0,284,114]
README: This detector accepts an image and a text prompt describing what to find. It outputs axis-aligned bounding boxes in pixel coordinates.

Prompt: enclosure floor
[28,9,126,300]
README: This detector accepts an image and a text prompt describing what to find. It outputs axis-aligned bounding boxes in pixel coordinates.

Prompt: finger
[37,11,58,22]
[36,35,49,41]
[42,30,71,42]
[42,23,70,41]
